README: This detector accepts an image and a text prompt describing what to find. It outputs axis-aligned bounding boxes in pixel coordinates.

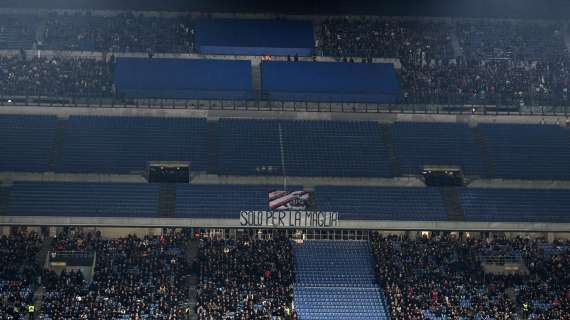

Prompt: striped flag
[268,190,310,210]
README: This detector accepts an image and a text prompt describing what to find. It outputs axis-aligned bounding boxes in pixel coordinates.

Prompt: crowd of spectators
[0,56,114,99]
[516,240,569,319]
[196,237,297,319]
[457,21,567,61]
[400,57,570,106]
[2,227,570,320]
[41,12,195,53]
[0,230,42,319]
[39,231,192,319]
[318,17,570,107]
[373,234,570,320]
[1,13,570,107]
[318,17,454,63]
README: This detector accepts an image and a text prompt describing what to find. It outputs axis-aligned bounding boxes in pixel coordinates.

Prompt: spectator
[196,237,297,319]
[0,56,113,99]
[40,232,191,319]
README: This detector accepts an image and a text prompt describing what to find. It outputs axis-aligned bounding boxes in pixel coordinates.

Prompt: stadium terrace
[1,1,570,319]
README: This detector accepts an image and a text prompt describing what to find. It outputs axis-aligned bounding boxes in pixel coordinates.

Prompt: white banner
[240,210,339,228]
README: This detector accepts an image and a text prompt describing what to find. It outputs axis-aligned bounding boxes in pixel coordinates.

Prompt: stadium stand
[517,240,569,319]
[261,61,401,103]
[392,122,483,176]
[0,115,57,172]
[7,182,160,217]
[217,119,392,177]
[5,182,570,224]
[40,232,190,319]
[0,230,42,319]
[0,14,37,49]
[398,57,570,106]
[195,18,314,56]
[41,12,195,53]
[114,58,253,100]
[314,186,448,220]
[3,5,570,320]
[217,118,282,176]
[373,235,519,320]
[293,240,389,320]
[57,116,208,174]
[478,123,570,180]
[456,21,567,61]
[0,14,568,107]
[0,57,113,99]
[317,17,454,61]
[2,114,570,182]
[459,188,570,223]
[197,237,296,319]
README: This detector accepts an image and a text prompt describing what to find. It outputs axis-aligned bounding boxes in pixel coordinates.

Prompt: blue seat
[392,122,482,176]
[57,116,208,174]
[175,184,302,218]
[218,119,392,177]
[293,241,390,320]
[7,182,160,217]
[0,115,57,172]
[315,186,447,220]
[479,123,570,180]
[459,187,570,222]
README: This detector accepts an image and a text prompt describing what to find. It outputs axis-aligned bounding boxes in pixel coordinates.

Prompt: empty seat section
[114,58,253,100]
[195,18,314,56]
[478,124,570,180]
[57,116,207,174]
[7,182,159,217]
[175,184,301,218]
[315,186,448,220]
[459,188,570,223]
[218,119,392,177]
[293,241,389,320]
[261,61,400,103]
[0,115,57,172]
[217,118,282,176]
[393,122,482,176]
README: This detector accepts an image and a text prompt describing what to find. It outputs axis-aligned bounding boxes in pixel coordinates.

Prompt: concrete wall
[0,105,567,126]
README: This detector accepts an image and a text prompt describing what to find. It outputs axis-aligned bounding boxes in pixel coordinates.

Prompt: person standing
[27,304,35,319]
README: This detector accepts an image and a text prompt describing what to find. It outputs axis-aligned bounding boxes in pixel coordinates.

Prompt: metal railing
[1,94,569,116]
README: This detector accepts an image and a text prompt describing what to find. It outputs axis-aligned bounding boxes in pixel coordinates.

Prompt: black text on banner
[239,210,339,228]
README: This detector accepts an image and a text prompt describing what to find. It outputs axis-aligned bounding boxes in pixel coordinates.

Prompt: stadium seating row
[4,182,570,223]
[2,115,569,180]
[293,240,390,320]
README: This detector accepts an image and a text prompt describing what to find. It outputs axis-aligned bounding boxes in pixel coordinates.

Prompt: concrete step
[158,184,177,217]
[472,127,496,178]
[48,119,68,172]
[33,286,44,320]
[207,120,219,174]
[379,124,401,177]
[440,187,465,221]
[35,239,52,269]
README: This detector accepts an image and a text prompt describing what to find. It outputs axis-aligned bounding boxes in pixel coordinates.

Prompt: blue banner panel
[261,61,401,103]
[114,58,253,100]
[196,18,314,56]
